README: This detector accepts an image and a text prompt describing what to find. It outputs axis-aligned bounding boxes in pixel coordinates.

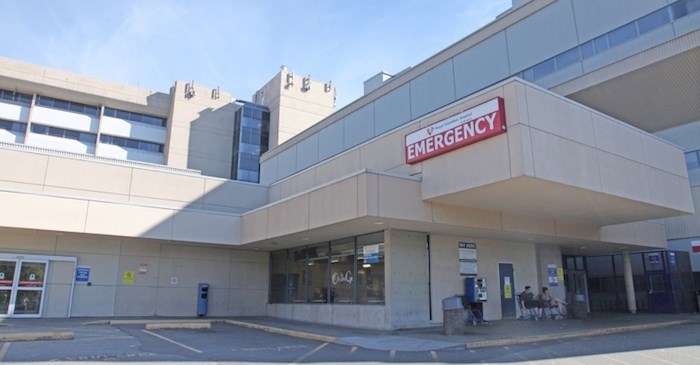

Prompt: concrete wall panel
[454,31,511,99]
[318,119,344,161]
[507,0,578,72]
[343,103,375,149]
[572,0,668,41]
[410,60,456,118]
[296,134,319,171]
[374,83,412,135]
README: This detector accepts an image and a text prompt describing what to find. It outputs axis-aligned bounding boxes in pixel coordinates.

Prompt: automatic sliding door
[13,261,47,316]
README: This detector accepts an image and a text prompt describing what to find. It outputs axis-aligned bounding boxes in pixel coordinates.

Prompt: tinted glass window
[555,47,581,69]
[593,35,609,53]
[638,8,670,34]
[685,151,700,169]
[608,22,638,47]
[532,58,555,79]
[580,41,595,59]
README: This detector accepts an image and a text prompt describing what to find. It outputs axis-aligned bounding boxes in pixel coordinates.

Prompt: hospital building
[0,0,699,329]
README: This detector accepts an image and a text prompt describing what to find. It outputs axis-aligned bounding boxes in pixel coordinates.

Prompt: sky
[1,0,513,110]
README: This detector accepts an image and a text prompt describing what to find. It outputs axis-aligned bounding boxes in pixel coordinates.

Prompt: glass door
[0,260,47,318]
[0,260,16,315]
[13,261,47,317]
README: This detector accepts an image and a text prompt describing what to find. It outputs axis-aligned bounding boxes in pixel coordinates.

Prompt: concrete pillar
[622,251,637,314]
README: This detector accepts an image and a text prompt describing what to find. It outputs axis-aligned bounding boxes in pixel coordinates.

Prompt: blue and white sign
[75,266,90,282]
[363,244,380,264]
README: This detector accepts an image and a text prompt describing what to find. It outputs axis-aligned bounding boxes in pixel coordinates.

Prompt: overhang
[552,30,700,133]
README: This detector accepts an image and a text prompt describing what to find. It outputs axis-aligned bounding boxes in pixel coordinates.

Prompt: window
[307,244,330,303]
[608,22,638,47]
[331,238,356,304]
[99,134,163,152]
[593,35,609,53]
[357,232,385,304]
[685,151,700,169]
[35,96,99,116]
[0,89,32,106]
[30,124,96,143]
[269,232,385,305]
[637,7,670,34]
[0,119,27,133]
[289,248,310,303]
[532,58,556,80]
[103,107,166,127]
[555,47,581,69]
[580,41,595,59]
[671,0,700,20]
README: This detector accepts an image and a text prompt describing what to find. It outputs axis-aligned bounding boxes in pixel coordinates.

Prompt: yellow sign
[504,284,512,299]
[123,271,135,285]
[557,268,564,281]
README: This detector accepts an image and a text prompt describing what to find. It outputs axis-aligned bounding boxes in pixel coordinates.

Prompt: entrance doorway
[0,259,48,318]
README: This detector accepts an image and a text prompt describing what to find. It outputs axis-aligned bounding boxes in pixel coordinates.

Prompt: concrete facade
[0,0,698,328]
[253,66,336,148]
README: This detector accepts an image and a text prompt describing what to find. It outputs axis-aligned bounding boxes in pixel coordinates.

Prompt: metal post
[622,251,637,314]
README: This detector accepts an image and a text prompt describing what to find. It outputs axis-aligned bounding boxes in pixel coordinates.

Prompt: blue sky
[1,0,512,109]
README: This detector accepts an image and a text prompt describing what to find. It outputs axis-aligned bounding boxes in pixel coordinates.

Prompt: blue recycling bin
[197,283,209,316]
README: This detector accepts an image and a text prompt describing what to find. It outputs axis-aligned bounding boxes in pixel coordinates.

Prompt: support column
[622,251,637,314]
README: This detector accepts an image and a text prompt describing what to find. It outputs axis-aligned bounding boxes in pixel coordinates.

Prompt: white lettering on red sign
[404,97,506,164]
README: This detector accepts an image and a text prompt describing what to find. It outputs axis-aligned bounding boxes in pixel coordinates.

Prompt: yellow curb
[465,319,698,349]
[225,320,336,344]
[145,322,212,330]
[0,332,74,342]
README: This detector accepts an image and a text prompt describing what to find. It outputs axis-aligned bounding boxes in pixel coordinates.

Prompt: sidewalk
[0,312,698,351]
[228,312,700,351]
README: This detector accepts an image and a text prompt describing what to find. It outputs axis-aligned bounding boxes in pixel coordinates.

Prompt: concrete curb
[0,332,74,342]
[225,319,337,344]
[464,319,699,349]
[145,322,212,330]
[86,319,220,326]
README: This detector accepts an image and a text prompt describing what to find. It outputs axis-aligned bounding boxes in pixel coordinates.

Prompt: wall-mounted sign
[548,264,558,287]
[363,245,380,264]
[122,271,135,285]
[692,240,700,253]
[75,266,90,282]
[405,97,506,164]
[459,242,477,276]
[139,263,148,275]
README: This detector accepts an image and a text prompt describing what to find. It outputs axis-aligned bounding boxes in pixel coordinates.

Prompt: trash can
[197,283,209,316]
[442,296,465,335]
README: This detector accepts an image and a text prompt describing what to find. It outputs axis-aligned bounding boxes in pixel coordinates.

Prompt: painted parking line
[349,346,358,354]
[0,342,10,362]
[141,329,203,354]
[292,342,328,363]
[431,350,439,362]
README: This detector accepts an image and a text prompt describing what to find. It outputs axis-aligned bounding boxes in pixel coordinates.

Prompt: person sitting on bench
[520,285,542,318]
[539,286,567,317]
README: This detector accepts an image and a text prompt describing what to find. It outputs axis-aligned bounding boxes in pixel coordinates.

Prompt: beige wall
[429,234,539,322]
[0,228,269,317]
[253,66,335,148]
[165,81,237,179]
[0,146,269,244]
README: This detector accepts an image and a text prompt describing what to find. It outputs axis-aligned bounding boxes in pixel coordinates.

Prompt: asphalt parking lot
[1,313,699,363]
[1,322,386,363]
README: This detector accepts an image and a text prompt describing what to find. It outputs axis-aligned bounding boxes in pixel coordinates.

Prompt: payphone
[465,277,487,303]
